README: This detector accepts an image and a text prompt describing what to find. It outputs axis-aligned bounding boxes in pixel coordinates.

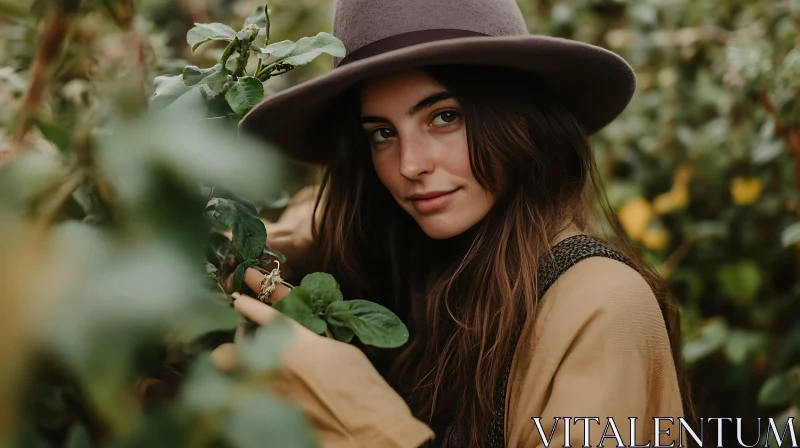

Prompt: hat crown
[332,0,529,65]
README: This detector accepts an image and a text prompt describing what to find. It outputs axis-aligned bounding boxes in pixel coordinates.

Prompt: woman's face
[359,69,495,240]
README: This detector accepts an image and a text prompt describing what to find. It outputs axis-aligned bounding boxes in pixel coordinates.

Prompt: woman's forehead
[359,69,449,113]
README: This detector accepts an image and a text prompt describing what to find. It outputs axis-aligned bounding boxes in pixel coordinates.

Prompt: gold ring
[258,261,293,305]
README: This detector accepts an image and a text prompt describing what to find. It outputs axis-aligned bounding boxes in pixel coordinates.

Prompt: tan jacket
[265,192,684,448]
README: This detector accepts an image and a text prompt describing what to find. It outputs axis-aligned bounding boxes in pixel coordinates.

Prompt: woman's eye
[369,128,396,144]
[431,110,461,126]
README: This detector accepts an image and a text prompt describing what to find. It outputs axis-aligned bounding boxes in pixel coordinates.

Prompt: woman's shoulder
[534,255,665,336]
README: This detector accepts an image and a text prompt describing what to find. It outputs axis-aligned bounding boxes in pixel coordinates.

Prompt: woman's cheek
[371,151,402,194]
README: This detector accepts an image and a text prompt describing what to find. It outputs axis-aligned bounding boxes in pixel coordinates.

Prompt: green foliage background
[0,0,798,446]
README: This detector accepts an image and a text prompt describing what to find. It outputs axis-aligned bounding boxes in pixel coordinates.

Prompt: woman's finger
[232,292,280,326]
[242,267,292,303]
[233,324,245,344]
[243,267,265,294]
[210,343,239,372]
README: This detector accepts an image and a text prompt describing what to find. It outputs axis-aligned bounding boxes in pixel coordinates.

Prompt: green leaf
[65,425,91,448]
[300,272,343,312]
[758,374,791,406]
[259,40,294,62]
[262,248,286,264]
[183,64,225,87]
[716,261,762,306]
[208,198,266,261]
[173,291,244,342]
[327,321,354,343]
[325,300,409,348]
[235,215,266,261]
[187,22,237,51]
[150,74,192,111]
[280,32,346,66]
[237,315,294,371]
[181,355,235,411]
[34,119,70,152]
[223,390,317,448]
[108,403,197,448]
[225,77,264,117]
[244,4,267,28]
[183,64,230,99]
[723,330,767,364]
[98,112,286,206]
[272,287,327,334]
[232,259,259,292]
[301,272,339,292]
[682,318,728,364]
[781,222,800,248]
[259,33,345,67]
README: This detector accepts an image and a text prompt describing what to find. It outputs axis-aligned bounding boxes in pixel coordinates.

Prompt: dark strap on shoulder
[484,234,637,447]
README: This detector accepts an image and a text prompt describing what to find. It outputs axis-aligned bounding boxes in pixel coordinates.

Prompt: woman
[215,0,693,447]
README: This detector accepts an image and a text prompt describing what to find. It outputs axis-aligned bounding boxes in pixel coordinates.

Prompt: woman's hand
[209,267,436,448]
[213,266,291,371]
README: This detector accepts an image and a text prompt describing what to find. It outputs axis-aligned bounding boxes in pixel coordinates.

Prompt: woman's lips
[410,189,460,214]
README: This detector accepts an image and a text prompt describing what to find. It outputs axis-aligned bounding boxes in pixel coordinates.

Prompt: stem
[233,43,250,78]
[324,328,333,339]
[267,68,294,77]
[264,1,270,45]
[658,238,694,279]
[221,39,237,68]
[7,11,71,163]
[254,57,263,79]
[257,64,294,81]
[122,28,149,116]
[37,169,86,228]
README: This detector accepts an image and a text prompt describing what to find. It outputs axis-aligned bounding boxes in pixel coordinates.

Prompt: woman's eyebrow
[404,91,453,117]
[360,91,454,124]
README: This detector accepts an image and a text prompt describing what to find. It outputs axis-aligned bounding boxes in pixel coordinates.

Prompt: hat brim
[239,35,635,166]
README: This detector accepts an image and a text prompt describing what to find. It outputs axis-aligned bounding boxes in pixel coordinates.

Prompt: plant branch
[221,39,237,68]
[37,169,86,227]
[7,11,72,163]
[658,238,694,279]
[264,1,270,45]
[254,58,263,79]
[257,64,294,81]
[233,45,250,78]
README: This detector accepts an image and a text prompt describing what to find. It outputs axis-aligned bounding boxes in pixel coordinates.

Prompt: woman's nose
[398,135,434,180]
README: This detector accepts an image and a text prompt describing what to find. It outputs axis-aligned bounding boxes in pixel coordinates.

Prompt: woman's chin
[417,219,472,240]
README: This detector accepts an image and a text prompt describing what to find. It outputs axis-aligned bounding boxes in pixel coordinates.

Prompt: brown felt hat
[239,0,636,166]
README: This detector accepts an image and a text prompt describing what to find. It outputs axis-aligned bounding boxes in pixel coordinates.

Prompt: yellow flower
[653,164,692,215]
[653,187,689,214]
[673,164,692,190]
[618,197,654,240]
[641,226,670,252]
[730,177,763,205]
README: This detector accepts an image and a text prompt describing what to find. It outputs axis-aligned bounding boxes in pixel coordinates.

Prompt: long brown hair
[305,64,694,446]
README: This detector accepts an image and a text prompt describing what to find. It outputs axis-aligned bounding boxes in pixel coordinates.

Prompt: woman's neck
[446,221,480,255]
